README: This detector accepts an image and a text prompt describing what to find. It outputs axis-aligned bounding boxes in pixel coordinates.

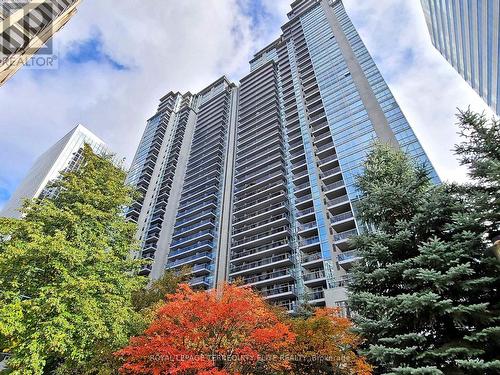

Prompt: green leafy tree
[131,268,189,315]
[0,145,146,374]
[348,142,499,374]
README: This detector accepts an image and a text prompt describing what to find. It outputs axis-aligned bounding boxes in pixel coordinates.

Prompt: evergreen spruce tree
[0,145,146,374]
[348,141,499,374]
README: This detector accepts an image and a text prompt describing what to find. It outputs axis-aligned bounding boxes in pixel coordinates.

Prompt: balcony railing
[338,250,359,262]
[321,166,341,178]
[175,209,214,227]
[233,202,289,223]
[234,191,285,212]
[273,299,296,311]
[235,170,283,191]
[236,161,283,185]
[319,153,338,165]
[172,219,215,237]
[230,253,292,274]
[168,240,213,258]
[236,153,283,174]
[233,213,289,235]
[297,206,315,217]
[333,229,358,242]
[189,276,210,286]
[294,181,310,191]
[303,269,325,281]
[324,180,345,191]
[239,268,294,285]
[235,180,285,202]
[327,194,349,207]
[231,239,291,260]
[171,229,213,247]
[316,142,334,153]
[296,193,312,203]
[306,290,325,300]
[298,236,320,247]
[260,284,296,297]
[302,252,323,263]
[167,251,213,268]
[232,226,290,248]
[331,211,354,224]
[294,169,309,179]
[297,221,317,232]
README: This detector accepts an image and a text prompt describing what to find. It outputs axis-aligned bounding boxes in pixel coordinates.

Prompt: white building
[1,124,106,218]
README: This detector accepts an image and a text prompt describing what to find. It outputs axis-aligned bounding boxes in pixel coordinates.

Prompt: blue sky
[0,0,494,210]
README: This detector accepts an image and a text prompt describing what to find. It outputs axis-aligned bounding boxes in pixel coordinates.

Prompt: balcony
[273,299,296,312]
[230,253,293,275]
[235,179,285,203]
[233,201,289,225]
[234,191,286,213]
[172,219,215,239]
[293,169,309,180]
[298,236,320,248]
[189,276,210,288]
[177,193,217,211]
[297,221,317,233]
[168,240,213,259]
[326,194,350,208]
[331,211,354,224]
[297,206,315,219]
[167,251,213,269]
[319,154,338,165]
[333,229,358,242]
[323,180,345,193]
[302,252,323,265]
[306,289,325,303]
[232,213,289,237]
[321,166,341,179]
[176,200,217,220]
[236,161,283,186]
[303,269,326,283]
[175,210,215,228]
[231,239,292,262]
[189,263,212,276]
[332,274,352,288]
[316,142,335,153]
[238,268,294,286]
[170,229,214,249]
[337,250,361,270]
[295,193,312,204]
[236,153,283,175]
[260,283,296,298]
[294,178,310,190]
[232,226,290,249]
[235,170,283,193]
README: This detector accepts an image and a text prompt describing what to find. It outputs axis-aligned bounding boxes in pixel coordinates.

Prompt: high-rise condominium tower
[1,124,106,219]
[421,0,500,115]
[127,0,439,312]
[0,0,81,85]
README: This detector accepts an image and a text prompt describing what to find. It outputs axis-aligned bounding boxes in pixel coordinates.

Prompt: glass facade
[128,0,440,312]
[421,0,500,115]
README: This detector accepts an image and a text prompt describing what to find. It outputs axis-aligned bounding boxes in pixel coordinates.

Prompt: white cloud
[342,0,495,183]
[0,0,495,209]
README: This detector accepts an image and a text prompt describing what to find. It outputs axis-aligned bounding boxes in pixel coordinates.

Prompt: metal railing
[333,229,358,242]
[230,253,292,274]
[303,269,325,281]
[231,239,291,260]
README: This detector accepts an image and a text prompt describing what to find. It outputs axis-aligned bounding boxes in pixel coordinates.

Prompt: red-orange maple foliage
[289,308,372,375]
[115,283,295,374]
